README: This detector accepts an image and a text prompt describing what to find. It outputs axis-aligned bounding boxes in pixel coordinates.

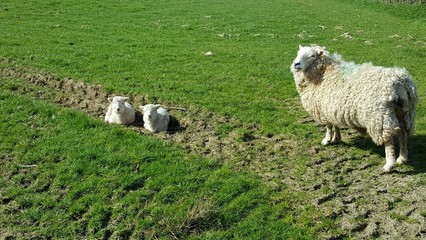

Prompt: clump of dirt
[1,58,425,239]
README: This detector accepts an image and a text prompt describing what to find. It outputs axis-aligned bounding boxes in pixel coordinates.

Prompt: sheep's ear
[154,104,161,110]
[115,96,127,102]
[138,105,144,111]
[318,50,324,57]
[299,45,302,49]
[107,97,113,103]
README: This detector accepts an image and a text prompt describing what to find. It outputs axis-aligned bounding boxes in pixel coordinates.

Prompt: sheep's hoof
[382,164,393,173]
[321,138,331,146]
[396,157,407,165]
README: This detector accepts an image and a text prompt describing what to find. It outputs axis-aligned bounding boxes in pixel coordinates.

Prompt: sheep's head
[140,104,161,120]
[291,45,325,72]
[108,96,129,114]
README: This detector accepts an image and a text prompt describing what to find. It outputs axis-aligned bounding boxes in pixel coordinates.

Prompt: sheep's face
[141,104,160,121]
[109,96,128,114]
[292,46,323,72]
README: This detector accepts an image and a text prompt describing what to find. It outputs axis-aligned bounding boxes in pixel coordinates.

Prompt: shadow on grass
[167,115,186,133]
[405,134,426,174]
[347,134,426,174]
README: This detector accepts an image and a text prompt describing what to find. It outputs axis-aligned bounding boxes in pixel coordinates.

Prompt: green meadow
[1,0,425,239]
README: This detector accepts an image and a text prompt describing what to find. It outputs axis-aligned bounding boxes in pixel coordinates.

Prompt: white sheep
[290,45,418,172]
[104,96,135,125]
[139,104,170,133]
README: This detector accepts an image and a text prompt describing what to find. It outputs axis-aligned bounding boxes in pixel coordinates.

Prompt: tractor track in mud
[1,59,425,239]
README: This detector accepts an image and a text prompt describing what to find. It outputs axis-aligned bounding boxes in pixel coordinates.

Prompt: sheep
[139,104,170,133]
[290,45,418,172]
[104,96,135,125]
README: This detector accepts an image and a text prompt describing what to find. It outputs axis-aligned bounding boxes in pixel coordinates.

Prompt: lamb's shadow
[132,111,186,133]
[167,115,186,133]
[132,111,145,128]
[342,134,426,174]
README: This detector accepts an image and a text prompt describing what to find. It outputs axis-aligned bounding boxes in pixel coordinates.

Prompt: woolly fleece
[291,45,418,171]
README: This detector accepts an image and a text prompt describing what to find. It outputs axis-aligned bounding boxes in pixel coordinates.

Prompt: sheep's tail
[396,76,418,136]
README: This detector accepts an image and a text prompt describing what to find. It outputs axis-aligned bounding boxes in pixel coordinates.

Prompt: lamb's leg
[331,126,341,144]
[322,123,333,145]
[396,129,408,164]
[383,139,396,172]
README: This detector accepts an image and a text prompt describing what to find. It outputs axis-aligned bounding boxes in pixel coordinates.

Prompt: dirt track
[1,59,425,239]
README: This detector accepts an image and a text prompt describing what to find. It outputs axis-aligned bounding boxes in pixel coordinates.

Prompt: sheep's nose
[293,62,301,69]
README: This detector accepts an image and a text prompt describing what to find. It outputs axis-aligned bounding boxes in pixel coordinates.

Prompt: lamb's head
[291,45,326,73]
[108,96,129,114]
[140,104,161,121]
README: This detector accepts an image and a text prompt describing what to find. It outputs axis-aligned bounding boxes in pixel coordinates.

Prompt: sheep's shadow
[132,111,145,128]
[132,111,186,133]
[343,134,426,174]
[166,115,186,133]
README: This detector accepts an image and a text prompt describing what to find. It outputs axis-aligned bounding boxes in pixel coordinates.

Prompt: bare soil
[1,59,425,239]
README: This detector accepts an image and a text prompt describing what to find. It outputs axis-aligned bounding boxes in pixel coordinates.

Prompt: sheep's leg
[321,123,333,145]
[331,126,341,143]
[383,139,396,172]
[396,129,408,164]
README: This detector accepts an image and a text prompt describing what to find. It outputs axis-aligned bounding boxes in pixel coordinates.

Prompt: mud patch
[1,58,426,239]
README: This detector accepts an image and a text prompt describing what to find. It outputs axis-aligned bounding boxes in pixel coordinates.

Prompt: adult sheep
[290,45,418,172]
[104,96,135,125]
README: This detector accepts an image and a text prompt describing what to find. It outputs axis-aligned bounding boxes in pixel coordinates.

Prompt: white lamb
[290,45,418,172]
[140,104,170,133]
[104,96,135,125]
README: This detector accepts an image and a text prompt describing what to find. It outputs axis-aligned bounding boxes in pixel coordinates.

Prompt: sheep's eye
[310,54,316,58]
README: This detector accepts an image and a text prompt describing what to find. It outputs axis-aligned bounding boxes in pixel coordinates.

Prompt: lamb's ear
[107,97,113,103]
[154,104,161,110]
[138,105,144,111]
[317,50,324,58]
[299,45,302,49]
[113,96,129,103]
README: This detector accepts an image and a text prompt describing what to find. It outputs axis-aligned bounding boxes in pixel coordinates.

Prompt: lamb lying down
[104,96,135,125]
[290,45,418,172]
[140,104,170,133]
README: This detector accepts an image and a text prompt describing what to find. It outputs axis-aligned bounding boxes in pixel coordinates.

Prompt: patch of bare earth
[1,59,425,239]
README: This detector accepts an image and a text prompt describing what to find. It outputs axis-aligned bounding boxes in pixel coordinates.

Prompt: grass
[0,83,313,239]
[2,0,424,136]
[1,0,425,238]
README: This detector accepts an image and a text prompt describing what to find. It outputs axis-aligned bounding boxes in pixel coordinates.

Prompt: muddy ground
[1,59,425,239]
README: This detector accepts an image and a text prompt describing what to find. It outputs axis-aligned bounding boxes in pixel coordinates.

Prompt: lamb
[290,45,418,172]
[104,96,135,125]
[139,104,170,133]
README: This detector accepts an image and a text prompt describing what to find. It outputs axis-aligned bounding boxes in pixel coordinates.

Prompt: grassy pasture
[0,80,313,238]
[1,0,424,135]
[1,0,425,239]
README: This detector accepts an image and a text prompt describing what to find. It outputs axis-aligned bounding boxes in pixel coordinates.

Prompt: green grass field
[0,84,313,239]
[1,0,425,239]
